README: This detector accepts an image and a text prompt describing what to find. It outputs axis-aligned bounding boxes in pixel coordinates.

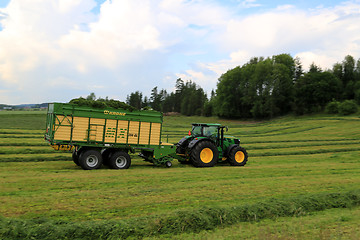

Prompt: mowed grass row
[0,113,360,162]
[165,116,360,161]
[2,190,360,240]
[2,139,360,155]
[0,153,71,162]
[1,113,359,162]
[1,151,360,222]
[1,111,360,239]
[0,137,47,146]
[0,146,58,155]
[1,157,360,240]
[158,206,360,240]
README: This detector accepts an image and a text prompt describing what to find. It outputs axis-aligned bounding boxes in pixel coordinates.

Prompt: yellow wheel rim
[235,151,245,163]
[200,148,213,163]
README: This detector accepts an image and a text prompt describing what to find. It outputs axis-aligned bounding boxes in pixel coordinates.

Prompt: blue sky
[0,0,359,104]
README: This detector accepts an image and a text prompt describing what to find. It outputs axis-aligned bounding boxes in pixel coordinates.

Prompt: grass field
[0,111,360,239]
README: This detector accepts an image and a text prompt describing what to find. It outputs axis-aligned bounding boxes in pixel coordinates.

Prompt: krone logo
[104,110,126,116]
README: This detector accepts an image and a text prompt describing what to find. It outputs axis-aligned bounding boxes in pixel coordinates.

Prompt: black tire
[176,138,188,154]
[72,150,80,166]
[79,149,103,170]
[228,146,248,166]
[178,160,191,164]
[191,141,219,167]
[108,151,131,169]
[101,149,113,166]
[165,161,172,168]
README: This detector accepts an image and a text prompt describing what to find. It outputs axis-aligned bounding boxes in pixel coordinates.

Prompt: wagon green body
[44,103,175,169]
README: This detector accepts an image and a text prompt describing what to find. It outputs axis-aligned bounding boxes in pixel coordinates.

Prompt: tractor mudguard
[176,137,189,147]
[224,144,239,157]
[176,136,192,154]
[188,138,215,149]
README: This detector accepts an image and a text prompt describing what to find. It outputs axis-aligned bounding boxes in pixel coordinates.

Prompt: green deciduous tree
[294,67,342,114]
[215,54,296,119]
[332,55,360,100]
[150,87,162,111]
[126,91,143,110]
[179,81,207,116]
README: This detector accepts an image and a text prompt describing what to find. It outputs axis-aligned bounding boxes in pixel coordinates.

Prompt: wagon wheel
[108,151,131,169]
[72,150,80,166]
[78,149,103,170]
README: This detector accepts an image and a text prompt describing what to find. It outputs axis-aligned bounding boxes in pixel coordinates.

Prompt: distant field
[0,110,46,129]
[0,111,360,239]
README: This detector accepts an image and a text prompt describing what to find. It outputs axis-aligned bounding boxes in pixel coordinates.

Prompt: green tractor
[176,123,248,167]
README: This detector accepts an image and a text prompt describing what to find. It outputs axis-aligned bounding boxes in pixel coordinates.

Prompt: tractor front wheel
[228,146,248,166]
[191,141,219,167]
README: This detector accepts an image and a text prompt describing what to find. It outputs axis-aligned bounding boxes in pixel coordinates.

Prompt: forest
[125,54,360,119]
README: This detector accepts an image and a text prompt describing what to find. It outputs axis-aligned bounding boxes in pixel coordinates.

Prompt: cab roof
[192,123,222,127]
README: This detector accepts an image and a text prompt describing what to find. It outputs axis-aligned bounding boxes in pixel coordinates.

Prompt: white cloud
[201,0,360,77]
[0,0,97,84]
[0,0,359,104]
[239,0,261,9]
[295,51,338,70]
[206,50,252,75]
[176,69,209,86]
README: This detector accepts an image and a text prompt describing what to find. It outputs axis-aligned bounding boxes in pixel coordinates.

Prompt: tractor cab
[190,123,226,146]
[191,123,222,137]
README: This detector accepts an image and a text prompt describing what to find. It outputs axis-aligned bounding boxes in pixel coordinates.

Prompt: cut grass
[1,152,360,221]
[244,140,360,150]
[157,207,360,240]
[249,144,360,157]
[0,134,43,138]
[0,146,59,155]
[0,111,46,130]
[0,153,71,162]
[0,129,43,134]
[1,190,360,240]
[1,112,360,238]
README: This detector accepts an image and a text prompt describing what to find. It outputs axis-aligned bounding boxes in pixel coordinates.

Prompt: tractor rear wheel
[228,146,248,166]
[191,141,218,167]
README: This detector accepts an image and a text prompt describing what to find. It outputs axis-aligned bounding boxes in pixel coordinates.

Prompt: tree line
[126,79,209,116]
[126,54,359,118]
[214,54,360,118]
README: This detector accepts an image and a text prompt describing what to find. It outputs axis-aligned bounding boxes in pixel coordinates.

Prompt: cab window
[203,126,217,137]
[191,126,202,136]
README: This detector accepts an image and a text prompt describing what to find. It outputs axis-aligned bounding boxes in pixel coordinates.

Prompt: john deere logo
[104,110,126,116]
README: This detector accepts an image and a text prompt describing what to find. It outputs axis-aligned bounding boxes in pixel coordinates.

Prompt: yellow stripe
[139,122,150,144]
[54,115,71,140]
[104,119,117,143]
[150,123,161,145]
[116,120,128,143]
[72,117,89,141]
[128,121,139,144]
